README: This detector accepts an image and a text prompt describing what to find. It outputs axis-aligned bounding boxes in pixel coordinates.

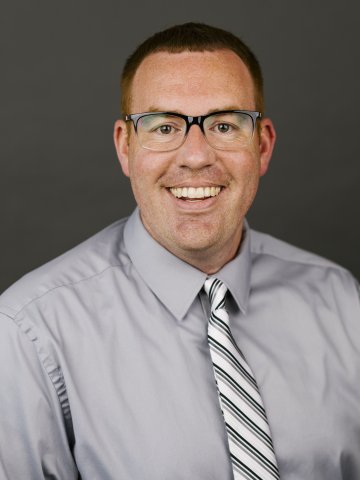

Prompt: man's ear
[258,117,276,176]
[113,119,130,177]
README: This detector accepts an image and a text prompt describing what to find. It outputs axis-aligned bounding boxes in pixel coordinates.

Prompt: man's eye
[215,123,233,133]
[156,124,174,134]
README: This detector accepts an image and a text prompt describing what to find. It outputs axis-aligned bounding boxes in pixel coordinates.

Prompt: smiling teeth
[170,186,221,199]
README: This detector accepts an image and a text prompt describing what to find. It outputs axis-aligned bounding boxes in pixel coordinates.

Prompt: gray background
[1,0,359,292]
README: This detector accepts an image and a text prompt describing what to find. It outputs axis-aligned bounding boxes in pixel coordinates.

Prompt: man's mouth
[169,186,222,201]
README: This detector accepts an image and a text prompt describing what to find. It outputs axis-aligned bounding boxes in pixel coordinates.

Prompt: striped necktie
[204,277,280,480]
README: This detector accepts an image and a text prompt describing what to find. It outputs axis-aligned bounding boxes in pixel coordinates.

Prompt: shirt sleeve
[0,313,79,479]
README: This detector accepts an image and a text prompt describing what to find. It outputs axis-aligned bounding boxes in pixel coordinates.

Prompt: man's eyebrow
[147,106,183,114]
[146,105,242,115]
[207,106,242,114]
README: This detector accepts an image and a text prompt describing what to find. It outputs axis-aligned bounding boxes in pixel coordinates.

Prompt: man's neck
[148,228,242,275]
[168,240,241,274]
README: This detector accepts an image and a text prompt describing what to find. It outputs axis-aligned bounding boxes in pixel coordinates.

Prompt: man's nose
[176,124,216,169]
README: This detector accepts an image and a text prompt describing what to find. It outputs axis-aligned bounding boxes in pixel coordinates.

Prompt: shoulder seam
[4,260,132,319]
[0,310,16,321]
[250,247,347,272]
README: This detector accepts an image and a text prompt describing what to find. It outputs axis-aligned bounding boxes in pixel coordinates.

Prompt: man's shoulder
[0,217,130,318]
[249,228,360,302]
[248,227,360,321]
[250,228,353,276]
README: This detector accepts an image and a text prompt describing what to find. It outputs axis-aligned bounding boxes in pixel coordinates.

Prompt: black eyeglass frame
[125,110,262,136]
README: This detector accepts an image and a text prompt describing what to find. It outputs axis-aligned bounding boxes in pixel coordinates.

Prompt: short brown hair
[121,22,264,116]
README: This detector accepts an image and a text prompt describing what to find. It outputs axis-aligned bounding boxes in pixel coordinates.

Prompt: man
[0,22,359,480]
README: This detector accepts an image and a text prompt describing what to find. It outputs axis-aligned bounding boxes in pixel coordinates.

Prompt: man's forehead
[133,49,251,81]
[129,49,256,113]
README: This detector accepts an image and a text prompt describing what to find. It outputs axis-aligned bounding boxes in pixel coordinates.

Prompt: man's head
[114,23,276,274]
[120,22,265,116]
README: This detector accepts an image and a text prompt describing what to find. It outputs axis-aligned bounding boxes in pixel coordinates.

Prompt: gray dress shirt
[0,209,359,479]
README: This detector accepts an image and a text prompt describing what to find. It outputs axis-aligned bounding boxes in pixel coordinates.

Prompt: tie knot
[204,278,228,312]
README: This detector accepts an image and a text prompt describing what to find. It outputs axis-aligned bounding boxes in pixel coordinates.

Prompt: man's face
[114,49,275,272]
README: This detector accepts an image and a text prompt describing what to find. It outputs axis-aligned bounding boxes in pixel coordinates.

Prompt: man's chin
[164,230,221,257]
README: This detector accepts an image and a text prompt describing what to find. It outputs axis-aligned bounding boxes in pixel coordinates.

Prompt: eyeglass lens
[136,112,255,151]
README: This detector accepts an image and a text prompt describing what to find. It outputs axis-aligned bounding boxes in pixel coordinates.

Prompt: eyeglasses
[125,110,262,152]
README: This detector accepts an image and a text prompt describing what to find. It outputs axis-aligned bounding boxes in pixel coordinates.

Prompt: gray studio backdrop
[1,1,359,292]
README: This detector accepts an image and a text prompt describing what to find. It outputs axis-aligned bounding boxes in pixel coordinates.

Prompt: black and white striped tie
[204,277,280,480]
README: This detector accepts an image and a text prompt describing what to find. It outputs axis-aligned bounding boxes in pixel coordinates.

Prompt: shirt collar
[124,209,251,321]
